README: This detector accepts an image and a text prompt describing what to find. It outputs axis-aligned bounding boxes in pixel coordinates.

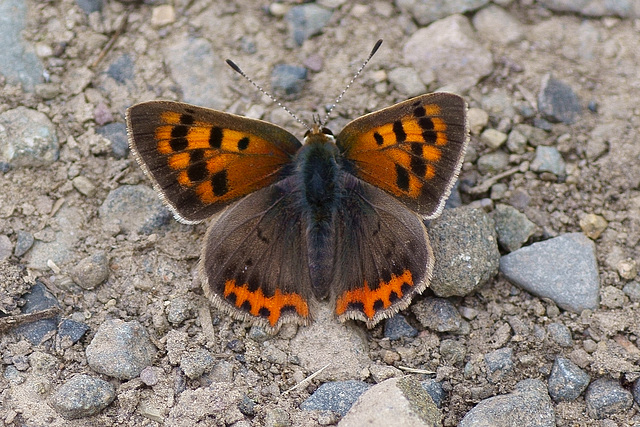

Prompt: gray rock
[14,282,60,345]
[506,129,527,154]
[384,314,418,340]
[70,252,109,290]
[286,4,332,46]
[459,379,555,427]
[96,122,129,159]
[530,146,566,177]
[238,395,256,417]
[271,64,308,98]
[548,357,590,402]
[163,33,228,109]
[547,322,573,347]
[472,5,524,45]
[86,319,156,379]
[585,378,633,419]
[477,151,510,175]
[421,379,446,408]
[485,347,513,383]
[57,319,90,344]
[480,129,507,150]
[75,0,103,14]
[538,0,640,18]
[49,374,115,420]
[623,281,640,301]
[428,207,500,297]
[499,233,599,313]
[0,235,11,261]
[106,54,134,85]
[492,204,537,252]
[396,0,489,26]
[388,67,426,97]
[0,107,59,167]
[538,75,582,124]
[99,185,172,234]
[0,0,44,91]
[14,230,34,257]
[339,376,441,426]
[180,348,215,379]
[411,297,462,332]
[301,380,370,416]
[166,296,193,325]
[403,14,493,91]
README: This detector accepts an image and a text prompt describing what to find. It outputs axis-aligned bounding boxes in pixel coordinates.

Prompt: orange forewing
[126,101,302,223]
[337,93,468,218]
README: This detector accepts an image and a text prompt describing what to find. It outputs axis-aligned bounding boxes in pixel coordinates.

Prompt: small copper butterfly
[126,41,469,332]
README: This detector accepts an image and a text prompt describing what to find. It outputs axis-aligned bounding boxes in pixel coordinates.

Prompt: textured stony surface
[1,1,640,425]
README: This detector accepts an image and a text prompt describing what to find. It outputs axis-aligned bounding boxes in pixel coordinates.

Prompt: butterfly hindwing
[126,101,302,223]
[337,92,468,218]
[200,175,314,331]
[332,174,433,327]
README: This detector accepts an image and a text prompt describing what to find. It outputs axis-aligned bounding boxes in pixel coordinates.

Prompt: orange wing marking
[335,270,414,319]
[223,280,309,326]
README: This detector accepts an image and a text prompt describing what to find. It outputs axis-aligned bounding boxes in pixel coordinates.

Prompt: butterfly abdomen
[296,136,343,300]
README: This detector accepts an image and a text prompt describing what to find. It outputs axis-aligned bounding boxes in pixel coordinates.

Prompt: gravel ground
[1,0,640,425]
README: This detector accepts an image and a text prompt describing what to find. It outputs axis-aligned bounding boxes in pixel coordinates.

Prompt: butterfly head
[303,123,335,146]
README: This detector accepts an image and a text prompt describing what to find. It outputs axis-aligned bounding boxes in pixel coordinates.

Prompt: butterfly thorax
[295,129,343,299]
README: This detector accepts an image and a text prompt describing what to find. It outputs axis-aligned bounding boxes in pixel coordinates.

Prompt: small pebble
[72,176,96,197]
[492,204,537,252]
[14,230,34,257]
[617,259,637,280]
[480,129,508,149]
[180,348,215,379]
[70,251,109,290]
[585,378,633,419]
[166,296,193,325]
[300,380,370,416]
[467,108,489,135]
[538,74,582,124]
[530,146,566,177]
[139,366,160,386]
[0,235,12,260]
[86,319,156,380]
[547,322,574,347]
[286,4,332,46]
[579,213,608,239]
[485,347,513,383]
[477,151,510,175]
[151,5,176,27]
[548,357,590,401]
[383,314,417,340]
[411,297,462,332]
[50,374,115,420]
[57,319,90,344]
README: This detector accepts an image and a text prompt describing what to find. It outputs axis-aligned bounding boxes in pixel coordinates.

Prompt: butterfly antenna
[225,59,312,131]
[320,39,383,127]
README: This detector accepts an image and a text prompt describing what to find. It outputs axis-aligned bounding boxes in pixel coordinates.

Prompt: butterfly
[126,57,468,333]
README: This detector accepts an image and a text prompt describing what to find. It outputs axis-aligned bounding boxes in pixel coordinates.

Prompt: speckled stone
[49,374,115,420]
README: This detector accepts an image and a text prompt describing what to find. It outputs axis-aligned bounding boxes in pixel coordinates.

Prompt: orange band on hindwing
[223,280,309,326]
[335,270,414,319]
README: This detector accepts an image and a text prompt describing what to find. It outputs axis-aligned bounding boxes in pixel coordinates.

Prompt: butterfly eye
[321,128,334,136]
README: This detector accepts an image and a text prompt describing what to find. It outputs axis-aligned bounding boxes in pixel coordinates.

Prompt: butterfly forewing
[126,101,301,223]
[337,93,468,218]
